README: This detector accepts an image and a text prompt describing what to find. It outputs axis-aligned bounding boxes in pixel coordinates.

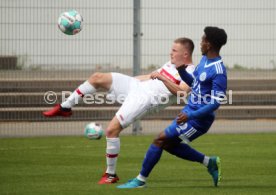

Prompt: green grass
[1,133,276,195]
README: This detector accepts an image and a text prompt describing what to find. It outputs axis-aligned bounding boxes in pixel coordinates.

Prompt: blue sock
[169,143,204,163]
[140,144,163,177]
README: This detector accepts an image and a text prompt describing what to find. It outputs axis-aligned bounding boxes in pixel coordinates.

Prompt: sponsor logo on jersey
[160,68,181,85]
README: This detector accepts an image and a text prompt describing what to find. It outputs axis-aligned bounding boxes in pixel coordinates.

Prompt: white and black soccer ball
[58,10,83,35]
[84,122,104,140]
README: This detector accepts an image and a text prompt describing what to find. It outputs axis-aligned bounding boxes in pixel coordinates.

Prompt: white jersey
[158,61,195,85]
[158,61,184,85]
[140,61,195,96]
[110,62,195,128]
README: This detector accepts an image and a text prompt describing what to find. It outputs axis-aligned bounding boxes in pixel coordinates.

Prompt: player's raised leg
[98,116,122,184]
[42,72,112,117]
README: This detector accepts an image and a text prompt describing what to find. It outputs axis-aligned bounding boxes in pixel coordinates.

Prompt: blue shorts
[164,119,206,143]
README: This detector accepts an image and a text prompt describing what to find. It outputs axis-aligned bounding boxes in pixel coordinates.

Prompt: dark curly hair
[204,26,227,51]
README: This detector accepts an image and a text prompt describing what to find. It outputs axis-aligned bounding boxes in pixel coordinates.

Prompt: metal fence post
[132,0,142,135]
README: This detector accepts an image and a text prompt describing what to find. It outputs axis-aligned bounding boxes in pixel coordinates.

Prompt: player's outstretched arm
[178,74,227,123]
[150,72,190,95]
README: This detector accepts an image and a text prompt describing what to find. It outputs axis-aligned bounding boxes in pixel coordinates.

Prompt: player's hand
[177,112,188,124]
[150,72,166,81]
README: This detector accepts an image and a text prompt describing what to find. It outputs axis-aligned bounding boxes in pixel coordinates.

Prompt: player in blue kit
[117,26,228,189]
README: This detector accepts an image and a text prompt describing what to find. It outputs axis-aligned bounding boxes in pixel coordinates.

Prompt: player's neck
[206,51,220,59]
[185,60,193,65]
[184,58,193,65]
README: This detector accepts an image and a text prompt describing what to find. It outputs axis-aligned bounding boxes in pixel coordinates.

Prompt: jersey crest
[199,72,207,81]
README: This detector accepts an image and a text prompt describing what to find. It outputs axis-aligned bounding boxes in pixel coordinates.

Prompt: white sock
[203,156,210,167]
[137,174,147,182]
[106,137,120,175]
[61,81,96,108]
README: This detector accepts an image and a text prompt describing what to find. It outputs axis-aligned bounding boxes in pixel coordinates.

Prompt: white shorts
[109,73,173,128]
[108,73,139,100]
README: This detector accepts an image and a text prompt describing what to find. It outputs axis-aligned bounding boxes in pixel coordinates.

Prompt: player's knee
[105,127,115,137]
[152,132,166,148]
[88,72,105,88]
[105,126,120,138]
[163,143,176,154]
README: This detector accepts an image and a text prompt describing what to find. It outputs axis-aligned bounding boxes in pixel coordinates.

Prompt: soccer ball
[84,122,104,140]
[58,10,83,35]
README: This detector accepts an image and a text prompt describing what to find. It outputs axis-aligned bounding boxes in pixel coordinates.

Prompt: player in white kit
[43,37,195,184]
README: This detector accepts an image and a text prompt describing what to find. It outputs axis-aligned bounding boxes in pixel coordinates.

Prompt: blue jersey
[183,55,227,132]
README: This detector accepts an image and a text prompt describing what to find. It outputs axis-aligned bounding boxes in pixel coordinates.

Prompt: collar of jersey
[204,56,222,67]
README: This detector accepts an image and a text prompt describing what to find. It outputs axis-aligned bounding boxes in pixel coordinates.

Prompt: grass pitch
[1,133,276,195]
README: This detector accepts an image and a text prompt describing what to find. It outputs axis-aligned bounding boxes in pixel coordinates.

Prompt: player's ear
[206,41,212,51]
[183,51,189,58]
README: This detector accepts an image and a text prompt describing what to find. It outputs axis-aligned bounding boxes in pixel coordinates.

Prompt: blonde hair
[174,37,194,56]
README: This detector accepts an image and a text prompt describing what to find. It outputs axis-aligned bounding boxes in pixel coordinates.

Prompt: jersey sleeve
[177,66,194,87]
[211,73,227,103]
[179,64,195,85]
[186,70,227,120]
